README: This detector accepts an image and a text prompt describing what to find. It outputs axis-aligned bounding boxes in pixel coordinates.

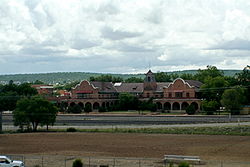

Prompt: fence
[6,155,250,167]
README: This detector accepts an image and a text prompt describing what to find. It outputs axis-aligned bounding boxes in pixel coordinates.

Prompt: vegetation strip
[54,125,250,136]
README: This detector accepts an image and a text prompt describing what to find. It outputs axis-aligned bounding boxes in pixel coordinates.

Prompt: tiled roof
[156,82,171,91]
[185,80,203,88]
[114,83,144,93]
[90,81,117,93]
[86,80,202,93]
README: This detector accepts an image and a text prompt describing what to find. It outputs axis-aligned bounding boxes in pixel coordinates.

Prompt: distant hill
[0,70,241,84]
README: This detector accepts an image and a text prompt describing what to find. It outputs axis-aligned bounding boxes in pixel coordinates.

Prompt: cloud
[101,26,142,40]
[0,0,250,74]
[20,45,67,56]
[71,38,100,50]
[208,39,250,50]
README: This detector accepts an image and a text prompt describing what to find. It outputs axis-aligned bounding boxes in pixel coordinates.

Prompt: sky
[0,0,250,74]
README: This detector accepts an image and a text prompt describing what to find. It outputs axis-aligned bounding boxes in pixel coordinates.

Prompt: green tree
[64,81,80,91]
[195,65,224,82]
[13,97,58,131]
[170,73,179,80]
[221,87,245,115]
[202,100,219,115]
[72,159,83,167]
[125,77,143,83]
[67,104,82,113]
[155,72,172,82]
[179,73,195,80]
[0,82,37,112]
[118,93,139,110]
[178,161,190,167]
[112,76,124,83]
[185,104,196,115]
[16,83,37,96]
[90,75,123,83]
[200,76,228,102]
[84,103,92,113]
[224,76,239,87]
[0,91,19,111]
[138,98,157,112]
[33,80,45,85]
[236,65,250,85]
[236,65,250,104]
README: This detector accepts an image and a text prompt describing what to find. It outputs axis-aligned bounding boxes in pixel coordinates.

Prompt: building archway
[85,102,92,112]
[191,102,199,111]
[93,102,100,110]
[156,102,163,110]
[78,102,84,108]
[106,102,110,108]
[59,102,68,113]
[164,102,171,110]
[181,102,189,110]
[173,102,180,110]
[70,102,76,107]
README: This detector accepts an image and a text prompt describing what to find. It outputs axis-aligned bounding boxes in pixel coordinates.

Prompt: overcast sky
[0,0,249,74]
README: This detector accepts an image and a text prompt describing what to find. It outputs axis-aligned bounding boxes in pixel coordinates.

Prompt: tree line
[0,81,58,132]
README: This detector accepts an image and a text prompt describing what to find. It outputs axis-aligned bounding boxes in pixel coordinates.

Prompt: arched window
[164,102,171,110]
[173,102,180,110]
[181,102,189,110]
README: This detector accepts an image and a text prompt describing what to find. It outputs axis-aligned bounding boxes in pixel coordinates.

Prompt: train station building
[56,70,203,113]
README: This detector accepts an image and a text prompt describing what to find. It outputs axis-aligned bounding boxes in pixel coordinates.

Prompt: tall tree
[236,65,250,104]
[200,76,229,102]
[13,97,58,131]
[221,87,245,114]
[195,65,224,82]
[0,82,37,111]
[118,93,139,110]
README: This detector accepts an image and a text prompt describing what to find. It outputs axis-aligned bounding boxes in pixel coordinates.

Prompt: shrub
[202,100,219,115]
[67,127,77,132]
[168,162,174,167]
[186,105,196,115]
[84,104,92,113]
[178,161,190,167]
[67,104,82,113]
[138,98,157,112]
[72,159,83,167]
[99,106,107,112]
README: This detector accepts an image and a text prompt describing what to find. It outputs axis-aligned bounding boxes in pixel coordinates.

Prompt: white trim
[164,78,193,89]
[72,80,98,90]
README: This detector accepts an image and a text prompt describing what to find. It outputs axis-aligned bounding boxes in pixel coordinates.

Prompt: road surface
[2,113,250,130]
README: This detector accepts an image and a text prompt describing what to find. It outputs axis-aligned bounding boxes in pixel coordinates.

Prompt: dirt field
[0,132,250,162]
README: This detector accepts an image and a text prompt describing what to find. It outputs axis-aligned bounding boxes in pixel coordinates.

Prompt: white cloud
[0,0,249,74]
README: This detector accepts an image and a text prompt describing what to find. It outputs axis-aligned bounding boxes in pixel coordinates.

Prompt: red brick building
[31,85,54,95]
[57,70,202,112]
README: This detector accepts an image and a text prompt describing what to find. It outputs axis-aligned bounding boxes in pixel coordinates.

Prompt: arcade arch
[173,102,180,110]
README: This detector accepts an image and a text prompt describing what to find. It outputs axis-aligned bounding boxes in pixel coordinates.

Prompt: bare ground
[0,132,250,162]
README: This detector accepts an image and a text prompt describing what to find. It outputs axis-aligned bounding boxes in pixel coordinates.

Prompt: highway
[2,114,250,126]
